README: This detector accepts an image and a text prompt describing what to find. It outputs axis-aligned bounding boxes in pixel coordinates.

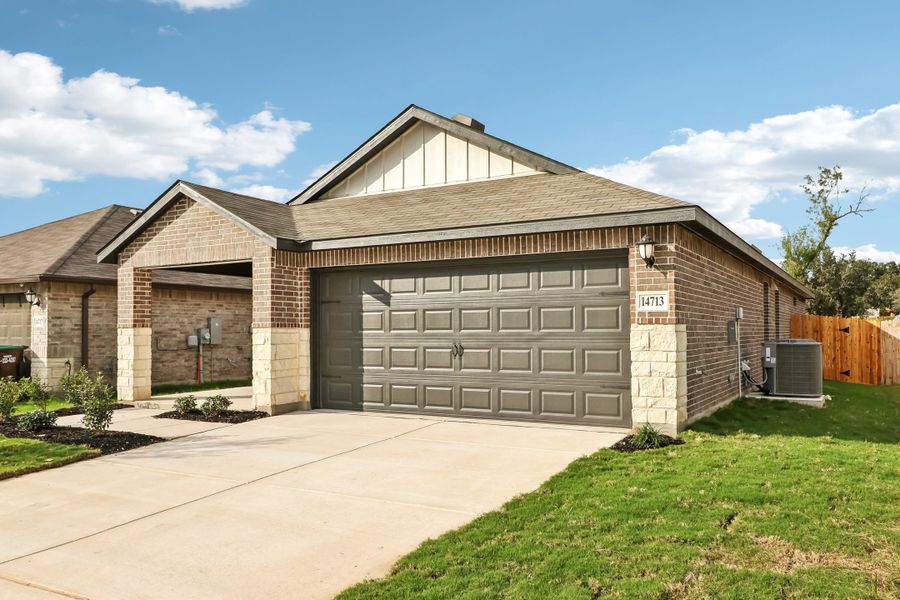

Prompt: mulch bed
[155,409,268,424]
[52,404,131,417]
[612,434,685,453]
[0,418,163,455]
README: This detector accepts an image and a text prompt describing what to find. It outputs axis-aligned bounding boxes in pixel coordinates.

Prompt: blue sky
[1,0,898,261]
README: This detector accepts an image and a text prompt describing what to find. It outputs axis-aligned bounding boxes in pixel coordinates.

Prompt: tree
[781,166,872,284]
[807,249,872,316]
[863,270,900,316]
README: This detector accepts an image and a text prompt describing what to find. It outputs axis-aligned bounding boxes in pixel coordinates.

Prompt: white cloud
[150,0,246,12]
[588,103,900,240]
[0,50,310,197]
[833,244,900,263]
[157,25,180,36]
[231,184,295,202]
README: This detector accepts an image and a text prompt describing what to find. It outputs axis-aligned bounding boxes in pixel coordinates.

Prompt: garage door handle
[451,343,458,357]
[455,342,464,357]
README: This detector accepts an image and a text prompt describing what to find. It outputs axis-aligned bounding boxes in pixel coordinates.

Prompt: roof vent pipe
[451,114,486,132]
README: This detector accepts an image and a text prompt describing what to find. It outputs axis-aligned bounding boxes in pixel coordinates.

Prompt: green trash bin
[0,345,27,380]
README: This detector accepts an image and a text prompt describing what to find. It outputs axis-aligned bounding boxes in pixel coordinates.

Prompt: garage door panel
[318,254,631,427]
[423,309,452,331]
[498,307,532,332]
[539,306,575,332]
[584,391,623,419]
[583,305,624,332]
[539,390,576,417]
[460,387,492,411]
[498,269,531,291]
[423,347,453,370]
[459,308,491,331]
[498,388,533,415]
[459,347,491,372]
[389,384,418,406]
[498,348,533,373]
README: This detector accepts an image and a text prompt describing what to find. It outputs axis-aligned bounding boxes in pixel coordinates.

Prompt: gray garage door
[316,253,631,427]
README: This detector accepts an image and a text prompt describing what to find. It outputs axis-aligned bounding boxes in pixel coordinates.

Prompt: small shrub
[173,395,198,415]
[200,395,232,417]
[0,378,18,422]
[18,408,57,431]
[59,367,94,406]
[18,376,50,410]
[631,423,665,449]
[81,373,117,433]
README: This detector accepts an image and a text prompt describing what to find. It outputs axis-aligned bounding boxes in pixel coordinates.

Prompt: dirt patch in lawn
[0,419,163,455]
[155,409,268,424]
[611,434,684,453]
[52,404,132,417]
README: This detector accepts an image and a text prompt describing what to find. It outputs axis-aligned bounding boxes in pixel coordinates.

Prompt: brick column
[629,239,687,435]
[251,249,310,414]
[117,266,152,402]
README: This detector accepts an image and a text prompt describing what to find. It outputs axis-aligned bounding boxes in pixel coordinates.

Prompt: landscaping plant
[81,373,117,433]
[631,423,665,449]
[18,408,57,431]
[0,378,18,422]
[173,395,198,415]
[17,376,51,411]
[200,394,232,417]
[59,367,94,406]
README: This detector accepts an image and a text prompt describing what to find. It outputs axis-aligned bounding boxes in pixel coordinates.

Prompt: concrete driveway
[0,410,624,600]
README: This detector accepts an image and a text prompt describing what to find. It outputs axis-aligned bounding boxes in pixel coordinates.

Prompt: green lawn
[338,381,900,599]
[150,379,251,395]
[12,397,74,416]
[0,435,97,480]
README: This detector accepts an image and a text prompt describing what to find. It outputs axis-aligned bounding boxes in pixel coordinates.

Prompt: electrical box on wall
[727,320,737,343]
[198,328,211,345]
[187,335,198,348]
[208,317,222,345]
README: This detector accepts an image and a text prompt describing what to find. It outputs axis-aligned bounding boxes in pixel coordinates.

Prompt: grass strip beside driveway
[337,381,900,599]
[0,435,97,480]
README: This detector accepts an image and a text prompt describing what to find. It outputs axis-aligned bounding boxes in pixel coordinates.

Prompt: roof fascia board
[97,182,281,264]
[300,206,699,250]
[289,105,579,205]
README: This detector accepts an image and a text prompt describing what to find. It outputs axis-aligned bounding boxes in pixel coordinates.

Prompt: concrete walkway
[0,410,624,600]
[134,385,255,412]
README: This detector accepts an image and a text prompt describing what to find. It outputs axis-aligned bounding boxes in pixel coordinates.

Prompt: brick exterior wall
[673,227,807,420]
[152,287,252,384]
[0,284,31,348]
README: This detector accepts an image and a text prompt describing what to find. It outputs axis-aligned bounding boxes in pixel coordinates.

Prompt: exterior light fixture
[637,234,656,268]
[23,288,40,307]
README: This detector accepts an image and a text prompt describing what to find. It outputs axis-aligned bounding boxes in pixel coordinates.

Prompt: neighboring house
[0,205,253,388]
[99,105,811,434]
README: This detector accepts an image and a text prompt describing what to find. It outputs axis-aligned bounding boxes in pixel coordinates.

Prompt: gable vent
[451,113,485,132]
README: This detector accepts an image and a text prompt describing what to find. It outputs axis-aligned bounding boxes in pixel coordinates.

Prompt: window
[763,283,770,340]
[774,289,781,339]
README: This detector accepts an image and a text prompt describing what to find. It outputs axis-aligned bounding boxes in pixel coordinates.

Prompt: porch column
[252,249,310,414]
[117,266,152,402]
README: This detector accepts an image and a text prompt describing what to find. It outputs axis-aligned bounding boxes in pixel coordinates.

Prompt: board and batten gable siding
[321,121,541,200]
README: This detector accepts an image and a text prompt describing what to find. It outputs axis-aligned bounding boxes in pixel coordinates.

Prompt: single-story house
[0,205,253,388]
[98,105,811,434]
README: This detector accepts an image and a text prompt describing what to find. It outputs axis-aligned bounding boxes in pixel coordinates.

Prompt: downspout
[81,286,96,371]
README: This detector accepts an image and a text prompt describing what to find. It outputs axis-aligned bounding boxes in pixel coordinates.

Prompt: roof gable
[289,105,579,205]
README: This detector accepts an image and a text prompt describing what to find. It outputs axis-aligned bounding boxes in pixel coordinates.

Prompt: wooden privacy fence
[791,314,900,385]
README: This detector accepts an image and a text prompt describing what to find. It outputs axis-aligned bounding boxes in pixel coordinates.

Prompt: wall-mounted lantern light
[637,234,656,268]
[23,288,40,307]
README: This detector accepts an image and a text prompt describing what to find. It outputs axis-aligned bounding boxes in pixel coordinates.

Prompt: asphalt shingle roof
[289,172,689,241]
[0,205,250,289]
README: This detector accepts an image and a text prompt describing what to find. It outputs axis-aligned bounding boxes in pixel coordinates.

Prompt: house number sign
[636,291,670,312]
